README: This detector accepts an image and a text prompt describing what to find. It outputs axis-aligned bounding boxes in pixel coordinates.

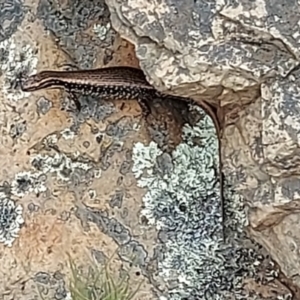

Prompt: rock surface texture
[105,0,300,298]
[0,0,299,299]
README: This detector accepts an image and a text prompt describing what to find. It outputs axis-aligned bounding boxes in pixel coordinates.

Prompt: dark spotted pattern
[21,66,194,116]
[66,84,153,100]
[21,67,170,116]
[62,83,158,116]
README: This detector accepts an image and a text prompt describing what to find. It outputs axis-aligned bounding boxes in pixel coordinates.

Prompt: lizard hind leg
[134,97,153,130]
[137,98,151,119]
[62,91,82,113]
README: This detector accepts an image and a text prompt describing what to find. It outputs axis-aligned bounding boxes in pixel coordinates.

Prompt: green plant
[67,251,143,300]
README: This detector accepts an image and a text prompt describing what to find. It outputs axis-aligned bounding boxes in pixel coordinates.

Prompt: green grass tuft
[67,251,143,300]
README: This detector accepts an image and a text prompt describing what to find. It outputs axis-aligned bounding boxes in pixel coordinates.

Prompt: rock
[105,0,300,298]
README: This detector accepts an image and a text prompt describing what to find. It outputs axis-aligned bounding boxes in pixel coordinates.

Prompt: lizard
[20,65,225,241]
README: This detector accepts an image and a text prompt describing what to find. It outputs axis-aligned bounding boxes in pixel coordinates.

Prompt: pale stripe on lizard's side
[21,65,225,241]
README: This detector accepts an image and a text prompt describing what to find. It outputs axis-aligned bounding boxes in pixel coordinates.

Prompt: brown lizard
[21,65,225,241]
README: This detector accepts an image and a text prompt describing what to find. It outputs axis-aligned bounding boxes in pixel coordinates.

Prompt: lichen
[11,171,47,197]
[131,104,282,299]
[10,152,98,199]
[0,36,38,100]
[61,128,76,140]
[94,23,111,41]
[0,191,24,247]
[30,152,94,183]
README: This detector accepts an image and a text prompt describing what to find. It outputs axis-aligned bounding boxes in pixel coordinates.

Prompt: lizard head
[21,71,60,92]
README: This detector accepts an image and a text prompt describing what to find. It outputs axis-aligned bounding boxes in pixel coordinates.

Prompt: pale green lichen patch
[6,152,98,247]
[61,128,77,140]
[11,171,47,197]
[10,153,98,199]
[132,105,221,235]
[93,23,112,41]
[131,105,283,299]
[0,190,24,247]
[30,153,96,183]
[0,36,38,101]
